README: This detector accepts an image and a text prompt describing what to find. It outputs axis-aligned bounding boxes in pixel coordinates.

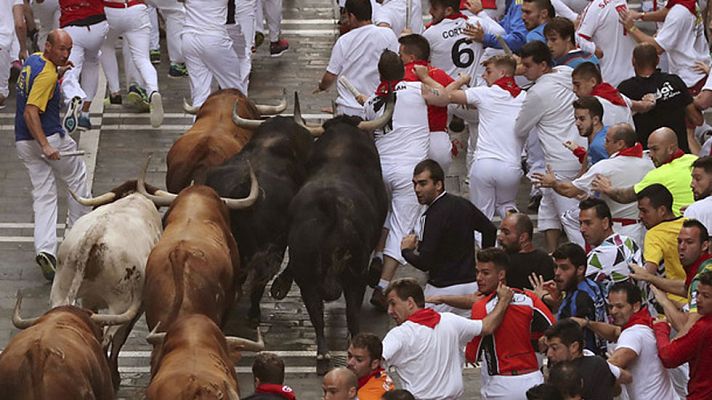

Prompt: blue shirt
[482,0,527,53]
[526,23,546,43]
[556,50,600,69]
[15,53,63,142]
[589,126,609,165]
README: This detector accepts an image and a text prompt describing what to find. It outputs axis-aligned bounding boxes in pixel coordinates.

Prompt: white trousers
[181,32,245,107]
[336,104,365,118]
[255,0,282,42]
[480,370,544,400]
[31,0,60,48]
[0,46,10,98]
[449,105,479,173]
[62,21,109,104]
[469,158,522,220]
[148,6,159,50]
[525,129,545,197]
[381,161,423,265]
[100,4,159,94]
[147,0,186,63]
[539,171,585,246]
[428,131,452,174]
[424,281,478,317]
[16,134,91,256]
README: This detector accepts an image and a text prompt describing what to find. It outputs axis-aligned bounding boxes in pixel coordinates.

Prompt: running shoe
[149,91,164,128]
[270,39,289,57]
[63,96,82,134]
[35,252,56,282]
[168,63,188,78]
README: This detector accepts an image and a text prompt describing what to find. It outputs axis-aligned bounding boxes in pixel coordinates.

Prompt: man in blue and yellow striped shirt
[15,29,91,281]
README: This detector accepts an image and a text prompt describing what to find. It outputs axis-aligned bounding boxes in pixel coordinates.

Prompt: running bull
[271,103,393,375]
[206,94,313,323]
[51,180,164,387]
[0,292,139,399]
[145,314,264,399]
[168,89,287,192]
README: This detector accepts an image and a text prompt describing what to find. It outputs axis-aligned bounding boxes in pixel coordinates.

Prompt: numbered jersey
[423,14,505,85]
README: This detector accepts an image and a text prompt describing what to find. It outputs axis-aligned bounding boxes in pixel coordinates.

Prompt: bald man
[496,213,555,291]
[14,29,91,281]
[592,127,697,216]
[322,367,358,400]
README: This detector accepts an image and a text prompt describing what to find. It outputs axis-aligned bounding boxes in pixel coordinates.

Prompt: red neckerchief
[685,253,712,288]
[592,83,627,106]
[662,149,686,165]
[407,308,441,328]
[493,76,522,97]
[375,79,402,97]
[403,60,430,82]
[357,367,384,389]
[666,0,696,15]
[426,12,468,28]
[616,143,643,158]
[623,307,654,331]
[255,384,297,400]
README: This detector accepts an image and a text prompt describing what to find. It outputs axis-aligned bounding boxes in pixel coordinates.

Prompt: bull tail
[54,221,108,307]
[165,245,189,330]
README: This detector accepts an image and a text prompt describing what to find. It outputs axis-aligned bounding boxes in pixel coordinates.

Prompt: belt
[498,367,539,376]
[103,0,144,8]
[612,218,639,226]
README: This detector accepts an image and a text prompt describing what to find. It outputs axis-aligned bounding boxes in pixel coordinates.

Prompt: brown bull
[0,292,139,400]
[139,160,259,334]
[167,89,287,192]
[145,314,264,400]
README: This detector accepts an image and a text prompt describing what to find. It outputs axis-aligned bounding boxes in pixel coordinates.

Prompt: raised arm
[480,283,514,335]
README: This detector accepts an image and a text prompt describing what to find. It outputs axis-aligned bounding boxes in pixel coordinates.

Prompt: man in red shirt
[655,270,712,400]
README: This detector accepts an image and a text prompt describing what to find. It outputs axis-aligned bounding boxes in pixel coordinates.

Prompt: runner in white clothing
[684,156,712,232]
[374,0,424,36]
[316,0,399,117]
[572,62,634,127]
[515,40,586,252]
[0,0,25,108]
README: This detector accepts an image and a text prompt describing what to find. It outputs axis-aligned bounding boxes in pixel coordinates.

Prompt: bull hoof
[367,257,383,288]
[316,354,332,376]
[270,274,292,300]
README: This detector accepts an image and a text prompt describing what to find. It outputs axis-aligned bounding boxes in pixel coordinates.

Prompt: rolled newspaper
[41,150,86,159]
[338,76,363,100]
[496,35,513,56]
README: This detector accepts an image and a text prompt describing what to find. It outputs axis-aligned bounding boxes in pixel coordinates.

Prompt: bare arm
[315,72,338,93]
[13,4,27,60]
[574,317,621,342]
[607,347,639,370]
[427,293,480,310]
[591,174,637,203]
[629,264,687,297]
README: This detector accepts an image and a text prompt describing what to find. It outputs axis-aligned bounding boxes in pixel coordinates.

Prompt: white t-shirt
[383,312,483,400]
[326,24,399,112]
[423,14,505,85]
[655,4,711,87]
[0,0,22,48]
[596,95,634,127]
[616,324,676,400]
[373,0,424,35]
[182,0,229,37]
[465,84,526,166]
[364,81,430,164]
[684,196,712,232]
[576,0,636,86]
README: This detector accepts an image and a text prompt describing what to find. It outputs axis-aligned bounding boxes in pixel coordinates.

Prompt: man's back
[507,249,555,290]
[572,355,616,400]
[655,4,709,88]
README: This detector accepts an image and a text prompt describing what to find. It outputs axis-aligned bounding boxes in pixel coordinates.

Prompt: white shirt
[364,81,430,164]
[655,4,711,87]
[423,14,505,86]
[465,84,526,166]
[0,0,22,48]
[373,0,424,35]
[684,196,712,232]
[572,153,654,219]
[576,0,636,86]
[326,24,399,112]
[182,0,229,37]
[616,325,677,400]
[383,312,483,400]
[596,95,634,127]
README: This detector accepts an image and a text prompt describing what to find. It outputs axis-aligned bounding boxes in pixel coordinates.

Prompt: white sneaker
[63,96,82,134]
[149,91,164,128]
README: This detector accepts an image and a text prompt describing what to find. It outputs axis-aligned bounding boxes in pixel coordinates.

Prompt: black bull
[273,116,388,374]
[205,116,314,322]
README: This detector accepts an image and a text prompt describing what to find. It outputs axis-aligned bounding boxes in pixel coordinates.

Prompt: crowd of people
[4,0,712,397]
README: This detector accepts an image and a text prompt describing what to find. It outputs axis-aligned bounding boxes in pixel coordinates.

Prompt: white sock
[80,111,89,118]
[378,279,390,290]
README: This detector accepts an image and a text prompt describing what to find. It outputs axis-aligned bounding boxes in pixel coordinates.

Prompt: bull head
[137,154,260,209]
[254,88,288,115]
[145,322,265,353]
[12,290,140,329]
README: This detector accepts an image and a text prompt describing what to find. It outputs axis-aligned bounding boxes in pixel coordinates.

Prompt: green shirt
[634,154,697,216]
[688,258,712,313]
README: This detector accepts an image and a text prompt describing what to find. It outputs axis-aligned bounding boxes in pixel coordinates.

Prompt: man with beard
[684,156,712,231]
[497,213,555,291]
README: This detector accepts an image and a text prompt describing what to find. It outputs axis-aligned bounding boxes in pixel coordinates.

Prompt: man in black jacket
[401,159,497,316]
[243,353,297,400]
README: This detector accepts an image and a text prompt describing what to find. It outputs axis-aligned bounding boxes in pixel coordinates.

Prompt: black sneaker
[528,194,542,211]
[35,252,56,281]
[127,84,150,112]
[150,49,161,64]
[63,96,82,134]
[270,39,289,57]
[254,31,265,48]
[78,114,92,131]
[108,93,122,105]
[168,63,188,78]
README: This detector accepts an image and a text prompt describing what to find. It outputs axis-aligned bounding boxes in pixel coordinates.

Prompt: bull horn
[68,189,116,207]
[90,297,141,326]
[232,98,265,129]
[227,385,240,400]
[254,89,288,115]
[12,290,40,329]
[293,92,325,137]
[225,327,264,352]
[183,98,200,115]
[357,94,394,132]
[146,322,166,346]
[221,163,259,210]
[137,154,177,207]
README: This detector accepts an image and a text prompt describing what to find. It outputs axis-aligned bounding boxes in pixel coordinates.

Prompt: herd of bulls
[0,89,395,399]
